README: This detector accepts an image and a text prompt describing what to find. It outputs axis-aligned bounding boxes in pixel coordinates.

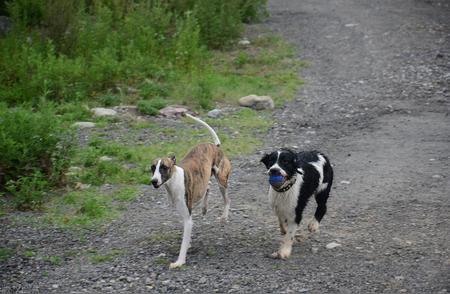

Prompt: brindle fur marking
[182,143,231,214]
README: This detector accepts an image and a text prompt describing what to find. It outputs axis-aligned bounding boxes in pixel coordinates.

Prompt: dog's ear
[170,155,176,165]
[260,153,270,168]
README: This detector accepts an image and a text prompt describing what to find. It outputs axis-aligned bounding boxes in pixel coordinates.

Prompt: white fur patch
[268,151,288,177]
[152,160,162,186]
[311,154,326,192]
[269,174,303,224]
[308,218,320,233]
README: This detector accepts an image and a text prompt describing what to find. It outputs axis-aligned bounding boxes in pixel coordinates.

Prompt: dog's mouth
[151,180,161,188]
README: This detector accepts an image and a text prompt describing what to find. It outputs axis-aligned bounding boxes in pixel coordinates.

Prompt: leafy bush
[137,98,167,116]
[140,80,169,99]
[0,103,74,209]
[0,0,268,106]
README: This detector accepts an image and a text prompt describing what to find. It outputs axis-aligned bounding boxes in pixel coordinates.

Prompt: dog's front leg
[170,200,192,269]
[272,222,297,259]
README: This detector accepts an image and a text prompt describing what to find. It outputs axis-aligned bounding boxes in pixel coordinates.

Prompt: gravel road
[1,0,449,293]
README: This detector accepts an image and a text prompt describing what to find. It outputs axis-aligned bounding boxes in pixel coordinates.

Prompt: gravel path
[1,0,449,293]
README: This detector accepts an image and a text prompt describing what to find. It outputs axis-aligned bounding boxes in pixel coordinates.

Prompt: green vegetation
[1,0,267,106]
[0,0,302,227]
[44,186,138,227]
[88,249,125,264]
[0,247,14,261]
[0,103,74,210]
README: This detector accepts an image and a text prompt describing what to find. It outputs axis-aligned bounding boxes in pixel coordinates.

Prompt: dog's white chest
[268,177,302,221]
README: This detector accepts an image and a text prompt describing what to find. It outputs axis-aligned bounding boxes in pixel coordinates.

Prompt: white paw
[271,246,292,259]
[308,219,320,233]
[218,215,228,224]
[278,246,292,259]
[169,260,185,269]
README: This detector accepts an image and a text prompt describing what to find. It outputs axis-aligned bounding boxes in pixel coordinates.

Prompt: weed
[44,255,62,266]
[24,250,36,258]
[0,248,14,261]
[89,249,124,264]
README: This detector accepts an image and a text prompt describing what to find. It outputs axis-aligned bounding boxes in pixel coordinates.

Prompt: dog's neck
[273,174,297,193]
[164,166,185,202]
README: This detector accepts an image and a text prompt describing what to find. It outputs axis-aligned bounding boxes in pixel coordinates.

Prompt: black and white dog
[261,149,333,259]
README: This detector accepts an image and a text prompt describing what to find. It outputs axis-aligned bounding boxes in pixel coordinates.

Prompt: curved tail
[185,113,221,146]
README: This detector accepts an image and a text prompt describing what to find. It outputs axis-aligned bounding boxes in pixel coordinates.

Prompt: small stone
[238,95,274,110]
[400,289,407,293]
[340,180,351,185]
[72,122,96,129]
[432,174,443,179]
[207,109,222,118]
[394,276,404,281]
[145,278,153,285]
[99,156,113,162]
[326,242,341,249]
[298,288,309,293]
[91,108,117,117]
[75,182,91,190]
[198,277,207,284]
[52,284,59,289]
[162,280,171,285]
[238,38,250,46]
[311,247,319,254]
[345,23,358,27]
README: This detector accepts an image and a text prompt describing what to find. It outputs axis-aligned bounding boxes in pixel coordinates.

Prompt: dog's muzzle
[151,179,160,188]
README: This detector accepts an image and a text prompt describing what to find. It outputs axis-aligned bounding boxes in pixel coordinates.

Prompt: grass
[0,248,14,261]
[44,186,138,228]
[88,249,125,264]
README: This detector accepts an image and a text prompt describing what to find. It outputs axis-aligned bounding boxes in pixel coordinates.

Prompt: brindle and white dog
[150,114,231,269]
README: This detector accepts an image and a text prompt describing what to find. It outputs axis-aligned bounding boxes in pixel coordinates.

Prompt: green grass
[89,249,125,264]
[44,186,138,228]
[0,248,14,261]
[44,255,62,266]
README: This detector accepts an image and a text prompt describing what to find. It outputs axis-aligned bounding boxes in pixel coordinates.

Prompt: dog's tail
[185,113,221,146]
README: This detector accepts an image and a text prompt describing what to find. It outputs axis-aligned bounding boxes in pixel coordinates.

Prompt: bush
[137,98,167,116]
[0,0,268,106]
[0,103,74,209]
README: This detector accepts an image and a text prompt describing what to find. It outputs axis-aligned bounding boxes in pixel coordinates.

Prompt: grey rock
[207,109,222,118]
[326,242,342,249]
[72,122,96,129]
[238,95,275,110]
[91,108,118,117]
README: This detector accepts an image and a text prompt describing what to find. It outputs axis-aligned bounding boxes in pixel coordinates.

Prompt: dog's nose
[269,169,281,176]
[151,179,159,188]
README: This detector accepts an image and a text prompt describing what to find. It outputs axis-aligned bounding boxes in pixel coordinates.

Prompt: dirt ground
[1,0,449,293]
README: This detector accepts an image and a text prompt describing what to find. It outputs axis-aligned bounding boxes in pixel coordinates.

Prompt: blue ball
[269,175,285,185]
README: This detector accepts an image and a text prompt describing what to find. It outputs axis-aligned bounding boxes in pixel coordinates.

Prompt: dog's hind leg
[214,159,231,223]
[202,182,211,216]
[218,185,230,223]
[308,186,331,233]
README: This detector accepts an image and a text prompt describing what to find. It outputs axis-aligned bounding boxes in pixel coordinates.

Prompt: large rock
[91,107,117,117]
[238,95,274,110]
[72,122,96,129]
[159,105,189,117]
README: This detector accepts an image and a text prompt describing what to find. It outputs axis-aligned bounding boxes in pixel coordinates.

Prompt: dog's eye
[160,165,167,170]
[150,165,156,172]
